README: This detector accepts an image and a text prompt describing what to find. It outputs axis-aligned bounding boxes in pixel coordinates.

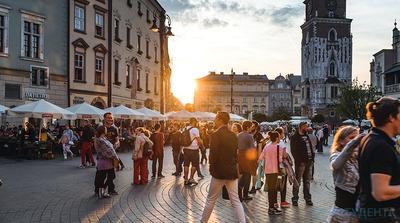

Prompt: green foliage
[252,113,268,123]
[336,81,381,121]
[311,114,325,123]
[271,106,292,121]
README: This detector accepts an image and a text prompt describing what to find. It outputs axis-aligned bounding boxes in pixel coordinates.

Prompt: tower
[300,0,352,118]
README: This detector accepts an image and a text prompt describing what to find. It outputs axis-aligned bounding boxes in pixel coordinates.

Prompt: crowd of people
[0,97,399,223]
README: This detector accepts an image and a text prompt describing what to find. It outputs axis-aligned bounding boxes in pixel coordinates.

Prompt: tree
[167,94,184,112]
[311,114,325,123]
[253,113,268,123]
[336,81,381,122]
[271,106,292,121]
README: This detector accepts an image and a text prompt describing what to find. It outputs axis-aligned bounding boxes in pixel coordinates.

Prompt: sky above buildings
[162,0,399,104]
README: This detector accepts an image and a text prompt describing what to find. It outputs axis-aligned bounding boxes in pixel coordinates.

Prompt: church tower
[300,0,353,118]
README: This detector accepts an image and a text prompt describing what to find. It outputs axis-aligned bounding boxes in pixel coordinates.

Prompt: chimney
[243,72,248,76]
[220,72,224,75]
[209,71,216,75]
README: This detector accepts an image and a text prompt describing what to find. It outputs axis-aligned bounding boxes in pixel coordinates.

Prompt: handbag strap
[276,144,280,172]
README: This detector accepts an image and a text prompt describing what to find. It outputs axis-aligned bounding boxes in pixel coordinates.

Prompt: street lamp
[150,13,174,114]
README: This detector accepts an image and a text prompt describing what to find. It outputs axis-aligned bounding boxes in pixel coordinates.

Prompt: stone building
[69,0,109,108]
[370,22,400,98]
[0,0,68,108]
[111,0,166,111]
[194,72,269,116]
[300,0,352,118]
[288,74,302,115]
[269,75,292,115]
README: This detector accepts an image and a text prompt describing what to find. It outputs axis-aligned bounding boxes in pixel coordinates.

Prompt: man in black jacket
[290,122,314,206]
[201,112,245,223]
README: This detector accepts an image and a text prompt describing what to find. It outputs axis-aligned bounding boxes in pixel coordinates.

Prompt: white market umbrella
[229,113,246,122]
[10,99,76,120]
[136,107,166,121]
[192,111,216,121]
[66,102,106,120]
[105,105,149,120]
[166,110,194,121]
[0,104,9,114]
[342,119,357,125]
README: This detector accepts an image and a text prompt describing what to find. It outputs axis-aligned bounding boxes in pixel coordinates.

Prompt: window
[137,35,142,54]
[146,40,150,59]
[328,28,337,42]
[31,66,48,87]
[329,62,335,76]
[5,84,21,99]
[74,53,85,81]
[154,46,158,63]
[95,57,104,84]
[306,87,310,99]
[126,27,132,49]
[125,64,131,88]
[0,13,8,54]
[154,76,158,94]
[74,5,85,31]
[253,97,257,103]
[114,59,120,85]
[146,9,151,23]
[127,0,132,7]
[114,19,120,41]
[23,21,41,59]
[95,12,104,37]
[145,73,150,92]
[243,98,247,103]
[331,86,338,98]
[137,1,143,16]
[137,69,142,91]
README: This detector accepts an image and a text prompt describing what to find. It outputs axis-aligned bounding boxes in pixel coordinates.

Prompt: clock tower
[301,0,352,119]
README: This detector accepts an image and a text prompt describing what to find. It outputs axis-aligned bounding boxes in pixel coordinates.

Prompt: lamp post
[230,69,235,113]
[150,13,174,114]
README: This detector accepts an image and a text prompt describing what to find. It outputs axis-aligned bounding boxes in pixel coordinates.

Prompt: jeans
[152,154,164,176]
[281,175,287,202]
[238,172,251,200]
[201,177,245,223]
[266,173,278,208]
[292,161,313,202]
[172,147,182,173]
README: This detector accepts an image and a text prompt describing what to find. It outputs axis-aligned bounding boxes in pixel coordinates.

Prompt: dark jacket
[209,125,239,180]
[290,130,315,164]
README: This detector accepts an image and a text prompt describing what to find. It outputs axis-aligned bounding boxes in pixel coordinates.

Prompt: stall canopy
[10,99,76,120]
[66,102,106,120]
[192,111,216,121]
[165,110,194,121]
[104,105,149,120]
[0,104,9,114]
[230,113,246,122]
[135,107,166,121]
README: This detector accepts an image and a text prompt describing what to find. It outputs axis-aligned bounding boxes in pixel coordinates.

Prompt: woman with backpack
[132,127,154,185]
[258,131,285,215]
[327,126,365,223]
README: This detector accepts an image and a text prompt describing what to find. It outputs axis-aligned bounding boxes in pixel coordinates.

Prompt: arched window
[330,62,335,76]
[328,28,337,41]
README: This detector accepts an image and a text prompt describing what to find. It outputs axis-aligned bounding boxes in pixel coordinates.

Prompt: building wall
[111,0,163,110]
[69,0,109,108]
[0,0,68,108]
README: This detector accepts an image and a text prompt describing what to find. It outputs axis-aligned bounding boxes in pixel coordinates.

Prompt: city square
[0,0,400,223]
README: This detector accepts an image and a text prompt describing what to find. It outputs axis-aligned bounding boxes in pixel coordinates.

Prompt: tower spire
[395,19,398,29]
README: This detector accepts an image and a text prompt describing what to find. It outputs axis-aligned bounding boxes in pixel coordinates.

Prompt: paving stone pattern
[0,142,335,223]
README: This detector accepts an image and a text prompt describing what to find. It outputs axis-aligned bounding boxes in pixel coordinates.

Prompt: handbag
[276,145,286,191]
[113,158,120,171]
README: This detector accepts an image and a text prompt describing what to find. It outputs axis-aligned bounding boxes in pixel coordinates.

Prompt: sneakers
[79,164,86,168]
[198,174,205,179]
[151,175,156,179]
[292,200,298,206]
[158,174,165,178]
[187,179,198,186]
[281,201,290,208]
[109,191,119,196]
[306,200,314,206]
[268,208,282,215]
[249,188,257,194]
[97,188,110,199]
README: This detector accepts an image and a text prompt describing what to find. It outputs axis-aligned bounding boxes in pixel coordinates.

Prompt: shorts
[183,149,199,167]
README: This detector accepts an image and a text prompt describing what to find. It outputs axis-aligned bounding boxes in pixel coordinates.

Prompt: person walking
[103,112,124,171]
[249,121,264,194]
[150,123,165,178]
[170,123,183,176]
[258,131,285,215]
[132,127,154,185]
[275,127,292,208]
[59,124,76,160]
[201,112,245,223]
[183,118,202,186]
[290,122,314,206]
[94,126,119,198]
[327,126,364,223]
[359,97,400,223]
[80,120,95,168]
[237,120,257,201]
[316,126,324,153]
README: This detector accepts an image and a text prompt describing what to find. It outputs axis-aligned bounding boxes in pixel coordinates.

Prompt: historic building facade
[194,72,269,116]
[300,0,352,118]
[371,22,400,98]
[269,75,292,115]
[0,0,68,108]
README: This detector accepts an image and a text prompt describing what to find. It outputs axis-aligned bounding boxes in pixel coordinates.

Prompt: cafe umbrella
[104,105,149,120]
[135,107,166,121]
[66,102,105,120]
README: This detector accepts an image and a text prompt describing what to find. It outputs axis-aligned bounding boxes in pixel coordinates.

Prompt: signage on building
[73,96,85,104]
[24,88,49,100]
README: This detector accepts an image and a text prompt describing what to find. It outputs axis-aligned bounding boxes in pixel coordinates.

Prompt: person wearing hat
[290,121,315,206]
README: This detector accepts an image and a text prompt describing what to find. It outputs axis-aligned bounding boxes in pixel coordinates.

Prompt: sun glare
[171,74,196,105]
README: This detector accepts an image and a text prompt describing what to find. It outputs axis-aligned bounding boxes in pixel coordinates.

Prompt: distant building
[288,74,302,115]
[269,75,292,115]
[194,72,269,116]
[0,0,68,108]
[371,21,400,98]
[300,0,353,118]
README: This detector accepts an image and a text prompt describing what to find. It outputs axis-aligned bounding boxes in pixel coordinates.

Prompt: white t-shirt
[278,140,287,152]
[185,126,200,150]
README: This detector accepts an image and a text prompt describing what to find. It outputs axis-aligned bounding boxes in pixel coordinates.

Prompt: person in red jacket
[150,124,165,178]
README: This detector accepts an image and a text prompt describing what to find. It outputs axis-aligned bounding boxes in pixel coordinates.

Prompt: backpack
[181,127,194,147]
[143,141,152,157]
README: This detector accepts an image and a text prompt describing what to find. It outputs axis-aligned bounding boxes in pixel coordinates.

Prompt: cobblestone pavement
[0,141,335,223]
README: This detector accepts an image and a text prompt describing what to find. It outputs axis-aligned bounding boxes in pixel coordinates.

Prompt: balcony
[385,84,400,94]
